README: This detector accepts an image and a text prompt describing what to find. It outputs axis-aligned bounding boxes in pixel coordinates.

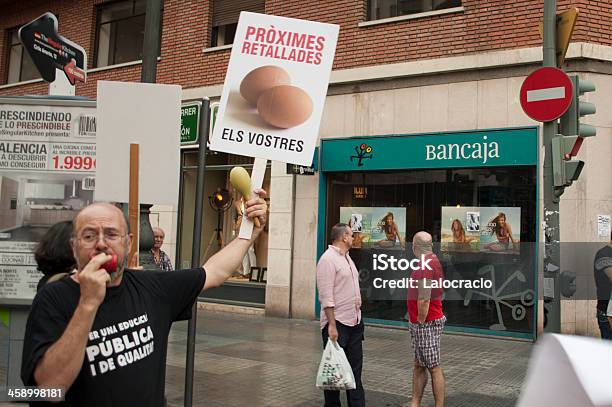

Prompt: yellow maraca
[230,166,261,228]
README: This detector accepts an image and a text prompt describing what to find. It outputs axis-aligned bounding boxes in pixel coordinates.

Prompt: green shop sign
[320,127,538,172]
[180,102,201,144]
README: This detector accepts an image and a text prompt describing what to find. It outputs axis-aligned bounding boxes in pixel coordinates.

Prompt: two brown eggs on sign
[239,65,313,129]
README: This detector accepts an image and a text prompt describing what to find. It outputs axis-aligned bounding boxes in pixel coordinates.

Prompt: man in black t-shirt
[21,191,267,406]
[594,231,612,340]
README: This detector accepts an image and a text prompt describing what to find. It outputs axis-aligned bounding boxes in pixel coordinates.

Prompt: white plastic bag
[316,340,356,391]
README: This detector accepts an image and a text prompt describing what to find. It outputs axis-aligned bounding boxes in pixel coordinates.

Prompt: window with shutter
[211,0,264,48]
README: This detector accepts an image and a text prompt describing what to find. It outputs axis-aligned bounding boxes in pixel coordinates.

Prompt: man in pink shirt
[317,223,365,407]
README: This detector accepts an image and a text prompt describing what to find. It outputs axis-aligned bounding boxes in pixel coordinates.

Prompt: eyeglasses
[77,230,125,247]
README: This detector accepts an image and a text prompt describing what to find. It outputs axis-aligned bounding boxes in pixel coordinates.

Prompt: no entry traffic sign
[520,67,573,122]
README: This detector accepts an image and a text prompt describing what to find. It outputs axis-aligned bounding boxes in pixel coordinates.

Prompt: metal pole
[141,0,162,83]
[542,0,561,333]
[185,99,210,407]
[288,174,296,318]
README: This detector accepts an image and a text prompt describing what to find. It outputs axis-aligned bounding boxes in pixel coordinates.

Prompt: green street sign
[181,102,201,144]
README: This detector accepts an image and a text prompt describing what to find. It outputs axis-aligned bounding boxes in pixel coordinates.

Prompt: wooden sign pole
[128,144,140,268]
[237,158,267,240]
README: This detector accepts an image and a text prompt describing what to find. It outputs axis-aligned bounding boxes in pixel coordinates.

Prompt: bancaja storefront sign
[320,127,538,172]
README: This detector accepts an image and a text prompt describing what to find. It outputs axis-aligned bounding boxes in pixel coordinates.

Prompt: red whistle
[102,254,117,273]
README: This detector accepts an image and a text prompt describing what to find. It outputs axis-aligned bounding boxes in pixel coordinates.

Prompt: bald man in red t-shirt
[407,231,446,407]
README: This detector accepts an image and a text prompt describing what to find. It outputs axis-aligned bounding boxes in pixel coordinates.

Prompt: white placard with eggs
[209,12,339,166]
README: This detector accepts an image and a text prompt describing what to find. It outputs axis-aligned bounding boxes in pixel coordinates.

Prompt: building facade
[1,0,611,340]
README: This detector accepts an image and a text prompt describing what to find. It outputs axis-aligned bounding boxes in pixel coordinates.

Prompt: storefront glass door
[323,166,537,337]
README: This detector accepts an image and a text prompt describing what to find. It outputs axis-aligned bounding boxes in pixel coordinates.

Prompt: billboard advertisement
[0,98,95,303]
[339,207,406,249]
[441,206,520,254]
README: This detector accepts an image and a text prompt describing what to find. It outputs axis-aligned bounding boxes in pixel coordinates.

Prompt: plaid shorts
[409,316,446,369]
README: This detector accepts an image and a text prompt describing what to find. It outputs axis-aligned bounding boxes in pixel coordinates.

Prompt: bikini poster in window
[480,207,521,254]
[339,207,406,249]
[370,208,406,249]
[440,206,481,253]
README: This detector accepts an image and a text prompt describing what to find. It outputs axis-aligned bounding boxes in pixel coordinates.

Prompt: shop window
[95,0,160,67]
[177,150,270,300]
[368,0,461,20]
[325,166,537,335]
[5,28,40,84]
[210,0,264,47]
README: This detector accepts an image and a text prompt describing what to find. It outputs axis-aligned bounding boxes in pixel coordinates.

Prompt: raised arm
[202,189,267,290]
[33,254,111,390]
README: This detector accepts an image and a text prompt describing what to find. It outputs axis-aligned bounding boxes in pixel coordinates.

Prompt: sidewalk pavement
[165,309,533,407]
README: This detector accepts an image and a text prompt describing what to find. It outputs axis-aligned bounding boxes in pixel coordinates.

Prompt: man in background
[317,223,365,407]
[408,231,446,407]
[595,230,612,339]
[151,227,173,271]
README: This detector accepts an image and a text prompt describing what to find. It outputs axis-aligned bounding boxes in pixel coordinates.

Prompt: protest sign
[209,12,339,166]
[95,81,181,206]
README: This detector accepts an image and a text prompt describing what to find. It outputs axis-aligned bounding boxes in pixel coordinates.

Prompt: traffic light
[554,75,596,189]
[560,75,596,139]
[552,136,584,188]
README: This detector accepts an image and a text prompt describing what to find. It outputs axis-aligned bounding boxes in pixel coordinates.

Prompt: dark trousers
[597,310,612,340]
[321,320,365,407]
